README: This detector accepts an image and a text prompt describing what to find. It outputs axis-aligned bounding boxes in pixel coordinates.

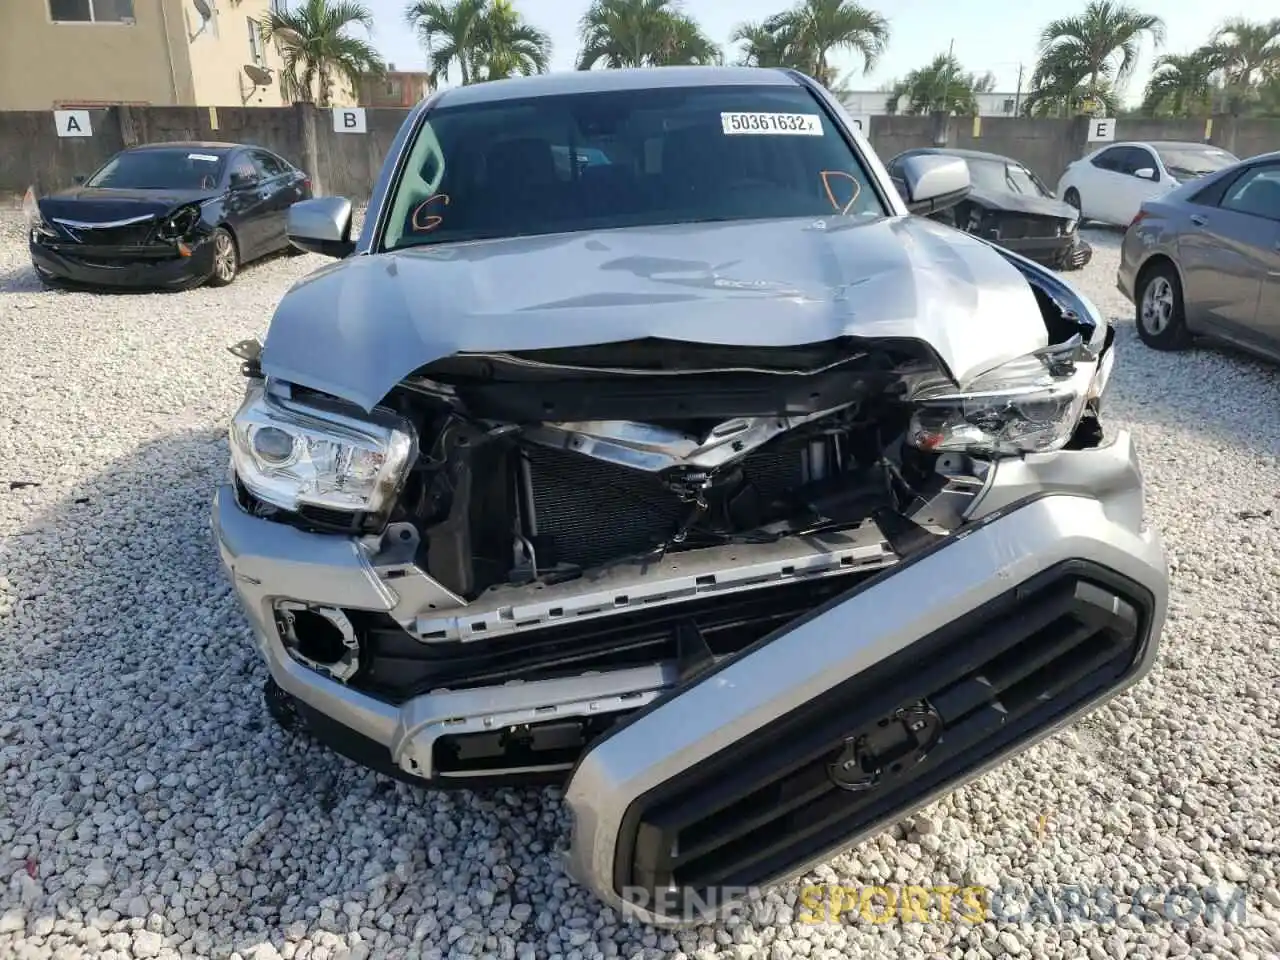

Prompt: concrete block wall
[2,105,1278,203]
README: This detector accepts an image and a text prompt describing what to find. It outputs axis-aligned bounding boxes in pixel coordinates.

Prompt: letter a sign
[54,110,93,138]
[333,107,367,134]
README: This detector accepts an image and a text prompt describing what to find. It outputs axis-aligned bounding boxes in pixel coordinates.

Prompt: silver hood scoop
[260,215,1051,414]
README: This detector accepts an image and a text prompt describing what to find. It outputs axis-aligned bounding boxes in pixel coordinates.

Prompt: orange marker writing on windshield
[820,171,861,215]
[411,193,450,232]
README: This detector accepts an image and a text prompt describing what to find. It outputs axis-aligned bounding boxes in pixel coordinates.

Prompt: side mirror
[72,175,86,185]
[287,196,355,258]
[230,171,258,189]
[1134,167,1157,181]
[897,154,971,215]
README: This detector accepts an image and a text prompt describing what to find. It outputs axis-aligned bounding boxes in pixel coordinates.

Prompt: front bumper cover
[29,235,216,289]
[213,431,1166,924]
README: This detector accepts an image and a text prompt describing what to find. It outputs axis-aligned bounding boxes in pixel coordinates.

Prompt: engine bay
[353,338,969,602]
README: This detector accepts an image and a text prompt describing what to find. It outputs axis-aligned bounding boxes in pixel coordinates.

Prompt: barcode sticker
[720,112,823,136]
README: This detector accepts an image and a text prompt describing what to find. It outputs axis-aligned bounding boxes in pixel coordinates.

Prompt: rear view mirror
[72,175,86,185]
[897,155,971,215]
[287,196,355,258]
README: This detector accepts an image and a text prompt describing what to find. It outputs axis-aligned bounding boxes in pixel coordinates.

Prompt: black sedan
[886,147,1092,270]
[24,141,312,290]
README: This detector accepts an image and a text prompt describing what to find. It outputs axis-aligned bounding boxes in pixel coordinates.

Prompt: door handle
[1189,214,1208,226]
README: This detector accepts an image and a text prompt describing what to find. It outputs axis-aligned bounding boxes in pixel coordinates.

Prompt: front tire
[207,227,239,287]
[1135,262,1192,351]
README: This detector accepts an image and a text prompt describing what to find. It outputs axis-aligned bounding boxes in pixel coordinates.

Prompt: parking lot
[1,211,1279,960]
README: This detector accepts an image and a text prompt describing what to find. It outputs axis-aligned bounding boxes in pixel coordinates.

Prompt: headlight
[23,187,56,240]
[230,384,417,521]
[156,203,202,240]
[907,340,1111,456]
[1063,218,1077,235]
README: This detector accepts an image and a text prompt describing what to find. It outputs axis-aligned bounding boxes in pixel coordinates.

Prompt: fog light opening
[275,602,360,682]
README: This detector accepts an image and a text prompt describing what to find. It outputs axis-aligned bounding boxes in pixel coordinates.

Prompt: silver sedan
[1117,149,1280,359]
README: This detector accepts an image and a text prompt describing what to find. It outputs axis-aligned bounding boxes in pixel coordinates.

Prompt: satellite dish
[244,64,274,86]
[193,0,212,20]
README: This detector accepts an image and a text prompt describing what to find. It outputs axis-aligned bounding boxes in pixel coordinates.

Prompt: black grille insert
[613,560,1152,905]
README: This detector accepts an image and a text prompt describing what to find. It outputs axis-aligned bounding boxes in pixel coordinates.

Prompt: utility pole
[1014,62,1024,115]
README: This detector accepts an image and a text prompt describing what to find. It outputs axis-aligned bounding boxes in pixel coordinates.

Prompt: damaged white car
[213,66,1167,925]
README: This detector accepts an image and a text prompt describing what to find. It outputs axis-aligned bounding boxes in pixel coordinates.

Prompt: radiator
[524,439,806,571]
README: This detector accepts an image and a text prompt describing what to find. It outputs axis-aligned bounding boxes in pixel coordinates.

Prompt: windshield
[380,84,886,251]
[966,157,1053,198]
[86,149,226,190]
[1155,145,1238,179]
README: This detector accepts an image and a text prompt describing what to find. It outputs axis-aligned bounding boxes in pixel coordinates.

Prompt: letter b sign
[333,107,367,134]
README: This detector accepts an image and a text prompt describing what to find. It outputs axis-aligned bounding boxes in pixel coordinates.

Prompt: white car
[1056,140,1239,227]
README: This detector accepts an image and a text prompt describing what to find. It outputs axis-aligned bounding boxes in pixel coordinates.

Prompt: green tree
[1141,50,1221,116]
[1206,18,1280,115]
[731,0,888,87]
[1026,1,1164,116]
[404,0,485,86]
[264,0,385,107]
[477,0,552,80]
[885,52,996,115]
[576,0,720,69]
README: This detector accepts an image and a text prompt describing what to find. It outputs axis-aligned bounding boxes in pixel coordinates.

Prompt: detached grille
[613,561,1151,902]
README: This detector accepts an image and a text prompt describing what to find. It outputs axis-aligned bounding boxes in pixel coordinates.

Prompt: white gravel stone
[2,216,1280,960]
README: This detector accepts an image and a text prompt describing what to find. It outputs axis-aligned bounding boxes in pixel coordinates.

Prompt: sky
[355,0,1261,104]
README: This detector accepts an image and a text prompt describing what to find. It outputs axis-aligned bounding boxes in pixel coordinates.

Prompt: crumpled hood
[967,188,1078,221]
[261,215,1051,413]
[38,187,218,223]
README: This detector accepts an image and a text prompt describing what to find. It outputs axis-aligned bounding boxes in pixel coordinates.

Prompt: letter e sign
[333,107,367,134]
[1087,118,1117,142]
[54,110,93,138]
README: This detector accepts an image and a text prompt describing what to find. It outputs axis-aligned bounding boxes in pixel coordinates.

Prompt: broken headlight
[156,203,202,241]
[907,340,1112,456]
[229,383,417,520]
[23,187,57,240]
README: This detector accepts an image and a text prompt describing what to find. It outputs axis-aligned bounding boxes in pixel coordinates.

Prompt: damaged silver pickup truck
[213,66,1167,925]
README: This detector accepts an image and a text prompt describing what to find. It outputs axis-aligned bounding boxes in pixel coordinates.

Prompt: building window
[247,17,265,65]
[50,0,135,21]
[269,0,287,14]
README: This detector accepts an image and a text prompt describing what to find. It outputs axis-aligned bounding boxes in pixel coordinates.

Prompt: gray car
[1118,150,1280,357]
[212,66,1167,925]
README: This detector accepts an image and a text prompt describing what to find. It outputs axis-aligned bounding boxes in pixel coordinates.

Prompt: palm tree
[576,0,720,69]
[1206,18,1280,114]
[732,0,887,87]
[1028,1,1164,115]
[264,0,385,107]
[404,0,487,86]
[885,52,995,115]
[477,0,552,80]
[1141,50,1222,116]
[406,0,550,85]
[730,19,796,68]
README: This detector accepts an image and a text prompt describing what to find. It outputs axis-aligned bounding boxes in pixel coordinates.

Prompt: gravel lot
[1,217,1279,960]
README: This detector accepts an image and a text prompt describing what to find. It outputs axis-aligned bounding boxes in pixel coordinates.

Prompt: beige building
[0,0,357,110]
